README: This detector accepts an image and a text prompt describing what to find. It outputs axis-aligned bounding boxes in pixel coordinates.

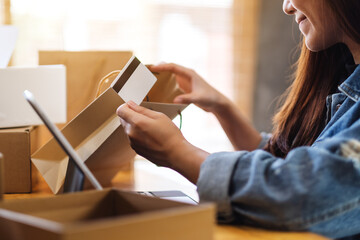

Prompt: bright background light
[11,0,234,153]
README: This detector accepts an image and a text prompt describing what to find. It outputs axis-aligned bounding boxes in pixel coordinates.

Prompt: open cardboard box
[0,150,215,240]
[31,60,188,194]
[0,189,214,239]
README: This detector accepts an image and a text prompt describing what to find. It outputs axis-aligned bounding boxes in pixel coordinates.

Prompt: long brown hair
[265,0,360,157]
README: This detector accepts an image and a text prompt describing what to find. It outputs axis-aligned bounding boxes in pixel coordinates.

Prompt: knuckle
[158,112,167,119]
[132,118,144,127]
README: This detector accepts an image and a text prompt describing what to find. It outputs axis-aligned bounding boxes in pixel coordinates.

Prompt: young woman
[116,0,360,238]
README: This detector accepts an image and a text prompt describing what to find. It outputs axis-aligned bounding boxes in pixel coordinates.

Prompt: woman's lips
[296,16,307,24]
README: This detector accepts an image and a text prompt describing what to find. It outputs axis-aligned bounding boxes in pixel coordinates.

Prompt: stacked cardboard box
[0,127,38,193]
[0,65,67,193]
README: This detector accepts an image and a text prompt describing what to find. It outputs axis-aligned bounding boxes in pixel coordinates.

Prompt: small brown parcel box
[0,188,215,240]
[0,127,38,193]
[31,64,188,194]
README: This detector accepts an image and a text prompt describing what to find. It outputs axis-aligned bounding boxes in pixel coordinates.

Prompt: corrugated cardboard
[31,66,187,194]
[0,188,215,240]
[0,127,38,193]
[0,65,66,128]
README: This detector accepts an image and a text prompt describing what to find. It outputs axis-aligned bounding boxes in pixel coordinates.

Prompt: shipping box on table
[0,65,66,129]
[0,188,214,240]
[0,127,38,193]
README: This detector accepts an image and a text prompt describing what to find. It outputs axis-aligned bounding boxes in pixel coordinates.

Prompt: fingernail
[173,97,182,103]
[127,101,137,107]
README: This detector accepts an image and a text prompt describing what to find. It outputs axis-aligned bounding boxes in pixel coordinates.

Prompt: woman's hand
[149,63,231,114]
[150,63,261,151]
[116,101,209,183]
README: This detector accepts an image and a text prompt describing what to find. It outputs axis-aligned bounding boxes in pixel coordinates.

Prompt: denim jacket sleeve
[197,102,360,239]
[257,132,272,149]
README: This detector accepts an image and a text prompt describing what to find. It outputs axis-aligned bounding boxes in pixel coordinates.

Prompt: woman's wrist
[168,139,210,184]
[211,95,234,118]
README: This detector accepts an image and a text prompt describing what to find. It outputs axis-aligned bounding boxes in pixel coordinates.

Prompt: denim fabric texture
[197,65,360,239]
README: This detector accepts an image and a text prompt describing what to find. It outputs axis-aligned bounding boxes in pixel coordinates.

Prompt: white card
[0,26,18,68]
[111,56,157,105]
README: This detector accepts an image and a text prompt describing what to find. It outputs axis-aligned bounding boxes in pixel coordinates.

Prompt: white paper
[0,26,18,68]
[118,63,157,105]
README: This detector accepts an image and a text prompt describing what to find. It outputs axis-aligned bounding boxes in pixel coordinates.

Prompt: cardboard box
[0,127,38,193]
[31,58,188,194]
[39,51,133,122]
[0,65,66,128]
[34,51,133,160]
[0,188,215,240]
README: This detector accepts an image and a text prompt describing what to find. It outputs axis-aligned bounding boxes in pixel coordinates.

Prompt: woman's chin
[305,36,339,52]
[305,39,326,52]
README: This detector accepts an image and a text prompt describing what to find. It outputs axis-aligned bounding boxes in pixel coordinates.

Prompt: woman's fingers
[173,93,195,104]
[126,101,161,119]
[149,63,193,78]
[116,102,154,122]
[116,103,135,124]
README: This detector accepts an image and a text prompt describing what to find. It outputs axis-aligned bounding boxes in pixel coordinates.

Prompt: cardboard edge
[0,153,3,199]
[0,188,215,236]
[30,157,69,194]
[140,102,188,120]
[63,202,215,234]
[0,208,62,233]
[25,128,32,192]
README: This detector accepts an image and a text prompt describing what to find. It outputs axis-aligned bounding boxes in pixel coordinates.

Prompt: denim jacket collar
[338,64,360,102]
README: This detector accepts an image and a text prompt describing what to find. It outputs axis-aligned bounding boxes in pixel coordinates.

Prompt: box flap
[147,70,184,103]
[110,56,157,105]
[140,102,187,120]
[0,126,34,133]
[0,188,215,240]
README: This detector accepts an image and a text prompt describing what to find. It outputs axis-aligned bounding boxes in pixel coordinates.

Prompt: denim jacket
[197,65,360,239]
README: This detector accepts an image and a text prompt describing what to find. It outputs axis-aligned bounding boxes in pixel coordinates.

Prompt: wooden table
[4,159,328,240]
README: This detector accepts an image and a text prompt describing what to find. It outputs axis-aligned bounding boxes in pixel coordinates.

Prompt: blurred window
[11,0,234,152]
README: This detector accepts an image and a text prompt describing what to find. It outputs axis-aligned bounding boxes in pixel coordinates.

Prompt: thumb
[127,101,160,119]
[174,93,195,105]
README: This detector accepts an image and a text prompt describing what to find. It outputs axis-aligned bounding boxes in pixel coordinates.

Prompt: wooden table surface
[4,159,328,240]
